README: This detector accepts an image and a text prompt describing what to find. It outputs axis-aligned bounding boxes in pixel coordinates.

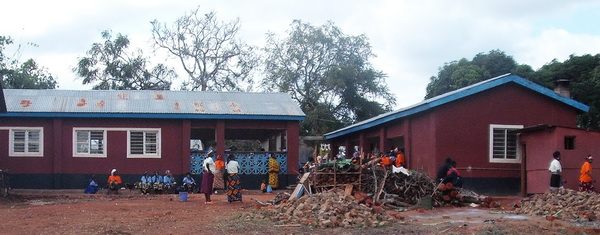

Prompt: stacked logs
[361,166,437,206]
[264,190,394,228]
[311,163,482,209]
[312,168,360,187]
[516,189,600,221]
[430,181,477,207]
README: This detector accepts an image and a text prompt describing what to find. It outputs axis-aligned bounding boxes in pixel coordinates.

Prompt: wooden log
[344,184,354,196]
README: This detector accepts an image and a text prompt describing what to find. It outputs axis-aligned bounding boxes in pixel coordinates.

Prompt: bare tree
[151,7,257,91]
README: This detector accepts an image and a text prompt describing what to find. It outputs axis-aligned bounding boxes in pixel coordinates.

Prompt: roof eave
[324,74,590,140]
[0,112,305,121]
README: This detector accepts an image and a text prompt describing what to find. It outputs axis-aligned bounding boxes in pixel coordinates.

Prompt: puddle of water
[502,215,531,220]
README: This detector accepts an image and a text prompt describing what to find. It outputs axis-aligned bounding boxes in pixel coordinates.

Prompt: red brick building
[0,89,304,189]
[325,74,590,195]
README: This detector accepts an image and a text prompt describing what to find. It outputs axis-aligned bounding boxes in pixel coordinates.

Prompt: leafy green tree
[425,50,533,98]
[151,7,257,91]
[74,30,175,90]
[262,20,396,135]
[0,36,57,89]
[534,54,600,130]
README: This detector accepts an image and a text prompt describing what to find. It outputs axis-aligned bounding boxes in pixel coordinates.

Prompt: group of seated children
[136,170,178,194]
[84,169,179,195]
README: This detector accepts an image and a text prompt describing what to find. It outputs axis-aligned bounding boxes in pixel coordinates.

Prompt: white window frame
[8,127,44,157]
[127,129,161,158]
[489,124,523,163]
[73,128,107,158]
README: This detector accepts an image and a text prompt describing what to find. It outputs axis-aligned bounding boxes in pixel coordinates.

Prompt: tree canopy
[426,50,600,130]
[262,20,396,135]
[151,7,257,91]
[425,50,534,99]
[0,36,57,89]
[533,54,600,130]
[73,30,175,90]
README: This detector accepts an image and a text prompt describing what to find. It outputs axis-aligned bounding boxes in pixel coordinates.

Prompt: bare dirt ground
[1,189,599,235]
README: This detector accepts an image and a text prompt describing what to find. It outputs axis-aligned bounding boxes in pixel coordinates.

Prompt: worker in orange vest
[380,152,393,166]
[394,147,405,167]
[579,155,595,192]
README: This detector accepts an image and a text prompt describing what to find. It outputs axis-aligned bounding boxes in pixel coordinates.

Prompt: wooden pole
[358,151,363,192]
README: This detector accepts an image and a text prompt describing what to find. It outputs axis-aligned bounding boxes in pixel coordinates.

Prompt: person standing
[201,154,217,204]
[579,155,595,192]
[213,155,226,194]
[267,154,280,190]
[226,154,242,202]
[548,151,563,191]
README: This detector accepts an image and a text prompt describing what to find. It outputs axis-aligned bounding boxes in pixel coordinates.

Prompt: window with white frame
[9,128,43,157]
[73,129,106,157]
[489,124,523,163]
[128,129,160,158]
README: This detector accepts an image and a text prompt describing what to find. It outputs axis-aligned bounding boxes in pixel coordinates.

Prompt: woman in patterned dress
[226,154,242,202]
[267,154,279,190]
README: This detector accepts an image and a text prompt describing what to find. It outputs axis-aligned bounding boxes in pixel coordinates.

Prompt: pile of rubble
[264,190,394,228]
[517,189,600,221]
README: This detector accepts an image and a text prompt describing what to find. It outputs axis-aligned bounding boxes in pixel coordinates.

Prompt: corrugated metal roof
[324,74,590,139]
[1,89,305,120]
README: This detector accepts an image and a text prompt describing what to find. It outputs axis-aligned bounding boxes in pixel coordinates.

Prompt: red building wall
[431,84,578,179]
[522,127,600,194]
[55,118,186,176]
[403,113,437,175]
[327,83,584,194]
[0,118,55,174]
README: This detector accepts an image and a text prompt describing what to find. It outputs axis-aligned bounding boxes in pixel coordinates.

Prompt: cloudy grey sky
[3,0,600,109]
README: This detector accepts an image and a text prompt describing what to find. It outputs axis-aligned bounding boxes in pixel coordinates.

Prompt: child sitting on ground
[260,180,267,193]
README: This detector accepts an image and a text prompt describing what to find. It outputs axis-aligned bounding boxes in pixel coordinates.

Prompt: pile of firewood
[310,162,487,209]
[432,182,464,206]
[517,189,600,221]
[263,190,394,228]
[361,166,436,206]
[312,168,360,187]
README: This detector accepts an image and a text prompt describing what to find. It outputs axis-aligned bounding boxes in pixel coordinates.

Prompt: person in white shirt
[226,154,242,202]
[548,151,563,191]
